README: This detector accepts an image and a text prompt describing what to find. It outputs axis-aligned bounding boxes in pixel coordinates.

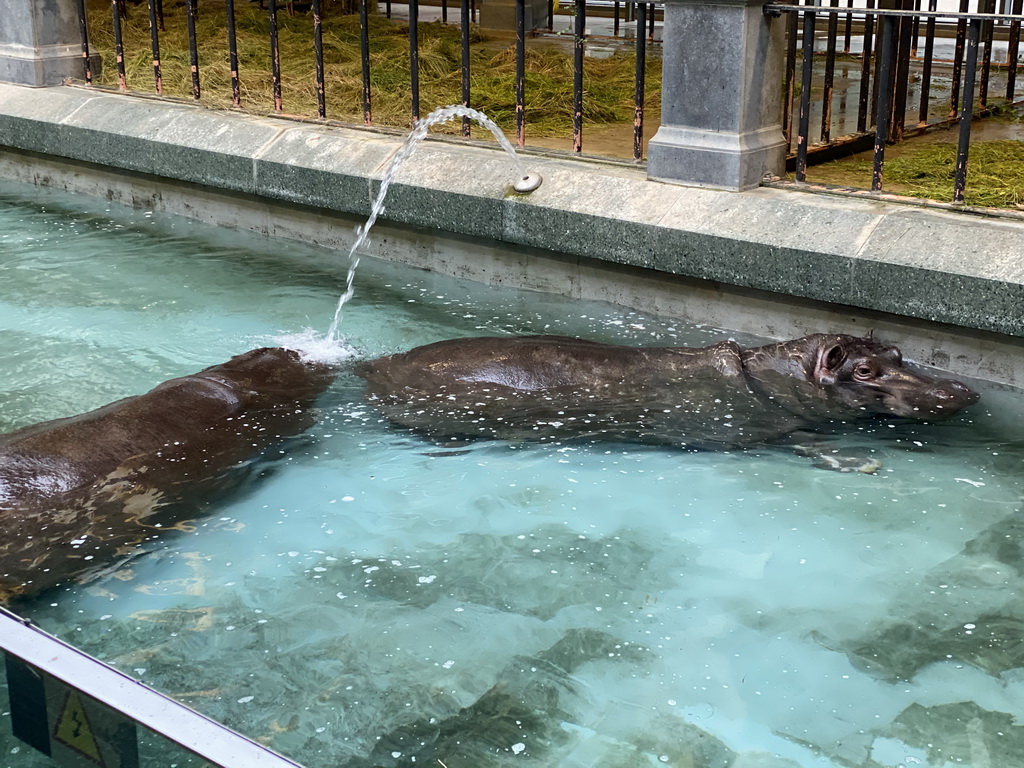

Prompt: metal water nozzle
[513,172,543,193]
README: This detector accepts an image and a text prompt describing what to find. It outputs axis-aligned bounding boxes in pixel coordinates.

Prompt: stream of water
[325,105,534,344]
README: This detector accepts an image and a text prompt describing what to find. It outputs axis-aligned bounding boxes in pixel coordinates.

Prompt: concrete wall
[1,82,1024,387]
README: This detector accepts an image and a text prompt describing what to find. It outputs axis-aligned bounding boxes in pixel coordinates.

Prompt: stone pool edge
[1,82,1024,387]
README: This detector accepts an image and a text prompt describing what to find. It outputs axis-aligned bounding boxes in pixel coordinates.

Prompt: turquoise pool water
[1,179,1023,768]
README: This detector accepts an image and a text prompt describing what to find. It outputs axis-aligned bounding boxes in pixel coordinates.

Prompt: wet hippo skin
[0,347,335,601]
[356,334,979,448]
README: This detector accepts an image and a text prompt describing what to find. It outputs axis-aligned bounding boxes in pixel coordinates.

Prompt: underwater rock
[844,603,1024,682]
[353,628,650,768]
[315,525,671,621]
[830,508,1024,682]
[885,701,1024,767]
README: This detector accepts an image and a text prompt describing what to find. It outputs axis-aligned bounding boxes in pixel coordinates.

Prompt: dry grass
[805,139,1024,209]
[84,0,661,138]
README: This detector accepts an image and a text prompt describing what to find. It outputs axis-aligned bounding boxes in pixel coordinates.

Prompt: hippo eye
[853,362,877,381]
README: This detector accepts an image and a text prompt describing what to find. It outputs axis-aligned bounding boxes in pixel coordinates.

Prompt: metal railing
[0,607,302,767]
[74,0,657,161]
[768,0,1024,204]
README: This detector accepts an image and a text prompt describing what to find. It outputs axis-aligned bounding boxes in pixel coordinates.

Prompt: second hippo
[355,333,979,448]
[0,347,335,601]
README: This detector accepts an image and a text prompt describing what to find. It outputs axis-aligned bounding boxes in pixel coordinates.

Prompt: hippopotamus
[355,333,979,451]
[0,347,334,602]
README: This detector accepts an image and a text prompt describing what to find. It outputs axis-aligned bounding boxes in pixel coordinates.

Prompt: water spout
[326,105,542,343]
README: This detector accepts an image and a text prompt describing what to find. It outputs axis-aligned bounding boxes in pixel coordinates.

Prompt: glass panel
[2,651,212,767]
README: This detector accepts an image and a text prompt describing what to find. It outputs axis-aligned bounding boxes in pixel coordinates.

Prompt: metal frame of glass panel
[1,606,304,768]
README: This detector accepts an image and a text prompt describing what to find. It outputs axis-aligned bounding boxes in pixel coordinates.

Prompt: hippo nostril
[929,380,979,405]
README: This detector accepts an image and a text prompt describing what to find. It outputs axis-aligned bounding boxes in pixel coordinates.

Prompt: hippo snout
[909,378,979,419]
[933,380,979,403]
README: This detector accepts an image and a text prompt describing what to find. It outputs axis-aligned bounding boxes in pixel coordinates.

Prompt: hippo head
[745,335,980,422]
[195,347,336,411]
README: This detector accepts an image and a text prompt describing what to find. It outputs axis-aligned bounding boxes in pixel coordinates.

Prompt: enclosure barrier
[0,607,303,767]
[4,0,1023,199]
[74,0,656,161]
[777,0,1023,158]
[766,0,1024,203]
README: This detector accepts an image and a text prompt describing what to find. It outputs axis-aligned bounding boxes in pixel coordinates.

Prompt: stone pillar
[480,0,549,33]
[0,0,97,86]
[646,0,787,192]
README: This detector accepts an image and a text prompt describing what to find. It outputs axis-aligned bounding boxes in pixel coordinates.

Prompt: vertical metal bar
[857,0,874,133]
[442,0,449,23]
[870,0,882,124]
[386,0,392,19]
[226,0,241,106]
[953,18,982,203]
[979,0,995,108]
[77,0,93,84]
[268,0,281,111]
[110,0,127,91]
[1007,0,1023,99]
[614,0,621,36]
[821,0,839,143]
[796,7,816,182]
[843,0,853,53]
[917,0,935,125]
[872,13,896,192]
[950,0,968,118]
[548,0,554,31]
[890,0,914,142]
[783,7,798,147]
[573,0,585,152]
[472,0,477,24]
[462,0,471,136]
[313,0,326,118]
[186,0,200,100]
[910,0,920,56]
[147,0,163,94]
[157,0,164,31]
[516,0,526,148]
[633,1,647,162]
[360,0,372,124]
[410,0,420,123]
[648,1,655,39]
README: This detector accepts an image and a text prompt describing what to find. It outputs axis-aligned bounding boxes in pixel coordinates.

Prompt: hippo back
[356,335,804,445]
[0,347,335,601]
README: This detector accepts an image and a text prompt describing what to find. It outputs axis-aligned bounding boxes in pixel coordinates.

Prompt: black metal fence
[73,0,1024,204]
[75,0,657,162]
[768,0,1024,204]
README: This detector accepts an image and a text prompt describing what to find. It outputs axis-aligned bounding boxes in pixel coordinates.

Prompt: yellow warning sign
[53,691,105,767]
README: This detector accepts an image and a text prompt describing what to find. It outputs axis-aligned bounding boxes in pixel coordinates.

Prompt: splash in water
[325,105,539,343]
[273,329,359,366]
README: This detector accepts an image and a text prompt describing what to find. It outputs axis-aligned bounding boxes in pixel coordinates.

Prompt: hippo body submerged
[0,347,334,601]
[356,334,979,447]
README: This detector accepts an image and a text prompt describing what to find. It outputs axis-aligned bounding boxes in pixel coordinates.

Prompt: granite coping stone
[1,82,1023,338]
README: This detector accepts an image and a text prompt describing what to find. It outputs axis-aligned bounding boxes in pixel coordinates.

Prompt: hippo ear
[883,346,903,365]
[815,342,846,386]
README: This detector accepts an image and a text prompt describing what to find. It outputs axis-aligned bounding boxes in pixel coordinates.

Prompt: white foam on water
[272,329,359,366]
